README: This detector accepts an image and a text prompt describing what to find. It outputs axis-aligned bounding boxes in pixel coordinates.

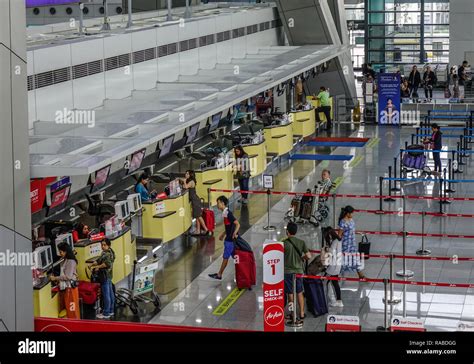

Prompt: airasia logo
[264,305,284,327]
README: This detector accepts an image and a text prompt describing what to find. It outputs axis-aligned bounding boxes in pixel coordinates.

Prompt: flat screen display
[185,123,200,144]
[128,149,146,175]
[91,165,111,193]
[46,185,71,217]
[159,135,175,158]
[209,112,222,132]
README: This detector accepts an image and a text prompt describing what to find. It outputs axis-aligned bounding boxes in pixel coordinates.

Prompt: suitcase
[291,199,301,217]
[303,278,328,317]
[358,234,371,260]
[202,208,215,233]
[78,281,100,305]
[403,154,416,168]
[234,249,256,289]
[414,154,426,170]
[407,144,425,157]
[300,202,313,219]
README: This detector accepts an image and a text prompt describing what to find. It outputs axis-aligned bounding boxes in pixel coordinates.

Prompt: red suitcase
[234,249,256,290]
[78,281,100,305]
[202,208,215,233]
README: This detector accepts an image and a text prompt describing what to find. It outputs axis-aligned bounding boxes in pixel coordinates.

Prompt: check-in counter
[243,141,267,177]
[75,238,103,282]
[307,96,334,125]
[142,191,192,243]
[33,277,59,318]
[290,108,316,137]
[195,164,234,206]
[264,122,294,157]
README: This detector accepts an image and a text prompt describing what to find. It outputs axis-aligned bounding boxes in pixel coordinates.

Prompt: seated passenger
[318,169,333,196]
[134,173,157,202]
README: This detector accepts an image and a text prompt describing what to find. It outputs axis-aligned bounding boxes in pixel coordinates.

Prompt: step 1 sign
[325,315,361,332]
[390,316,425,332]
[263,240,284,332]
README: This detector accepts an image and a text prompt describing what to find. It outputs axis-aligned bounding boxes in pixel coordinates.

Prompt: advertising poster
[263,241,284,332]
[378,73,401,125]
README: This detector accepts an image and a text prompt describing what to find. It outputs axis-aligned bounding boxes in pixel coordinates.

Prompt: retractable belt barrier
[309,250,474,262]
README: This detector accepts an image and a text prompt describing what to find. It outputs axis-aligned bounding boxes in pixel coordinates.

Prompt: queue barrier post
[458,140,466,166]
[396,232,414,278]
[440,169,450,205]
[465,128,472,151]
[452,150,461,175]
[286,273,303,328]
[384,168,396,203]
[416,211,431,256]
[383,254,401,305]
[263,189,276,231]
[446,159,455,193]
[377,176,384,214]
[207,188,211,209]
[332,193,337,227]
[376,278,390,332]
[391,157,400,192]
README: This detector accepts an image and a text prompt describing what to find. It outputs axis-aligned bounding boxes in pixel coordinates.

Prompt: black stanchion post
[416,211,431,256]
[439,177,444,214]
[441,168,451,205]
[411,133,415,146]
[207,188,211,209]
[383,254,401,305]
[376,278,390,332]
[396,231,414,278]
[458,142,465,166]
[332,193,336,227]
[263,189,276,231]
[378,176,384,213]
[384,167,395,202]
[391,157,400,192]
[465,128,471,150]
[405,141,408,150]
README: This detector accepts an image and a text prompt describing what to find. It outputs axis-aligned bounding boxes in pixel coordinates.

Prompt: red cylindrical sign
[263,242,285,332]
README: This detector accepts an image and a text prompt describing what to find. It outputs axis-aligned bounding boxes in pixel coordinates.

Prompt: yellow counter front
[195,165,233,206]
[75,239,103,282]
[142,191,192,242]
[33,278,59,318]
[243,141,267,177]
[264,122,294,157]
[290,108,316,137]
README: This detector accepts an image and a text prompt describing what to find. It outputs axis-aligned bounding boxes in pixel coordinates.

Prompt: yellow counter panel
[264,123,294,157]
[290,109,316,137]
[142,191,192,242]
[33,280,59,318]
[195,166,233,206]
[243,141,267,177]
[307,96,334,124]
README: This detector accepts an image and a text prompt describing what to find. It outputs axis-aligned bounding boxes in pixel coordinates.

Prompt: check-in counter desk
[195,163,234,206]
[142,191,192,243]
[33,277,59,318]
[242,140,267,177]
[263,122,294,157]
[75,227,135,285]
[307,96,334,125]
[290,108,316,137]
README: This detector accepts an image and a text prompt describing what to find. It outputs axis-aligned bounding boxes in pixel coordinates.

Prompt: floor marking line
[212,287,246,316]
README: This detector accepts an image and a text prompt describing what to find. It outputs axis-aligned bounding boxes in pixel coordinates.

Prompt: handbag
[358,234,371,260]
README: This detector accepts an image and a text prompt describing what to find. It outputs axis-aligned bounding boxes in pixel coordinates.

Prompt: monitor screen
[159,135,175,158]
[33,245,53,271]
[46,185,71,216]
[185,123,200,144]
[91,165,111,193]
[128,149,146,175]
[209,112,222,132]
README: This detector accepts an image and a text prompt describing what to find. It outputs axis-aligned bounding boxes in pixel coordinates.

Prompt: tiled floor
[146,123,474,332]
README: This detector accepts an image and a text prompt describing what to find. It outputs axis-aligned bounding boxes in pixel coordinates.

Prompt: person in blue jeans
[209,196,240,280]
[90,238,116,319]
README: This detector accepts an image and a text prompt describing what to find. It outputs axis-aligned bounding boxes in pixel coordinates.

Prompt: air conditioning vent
[105,56,119,71]
[199,36,207,47]
[206,34,214,45]
[188,38,197,50]
[233,29,239,39]
[27,75,34,91]
[118,53,131,67]
[180,40,189,52]
[224,31,231,41]
[72,63,88,79]
[217,32,224,43]
[158,45,168,57]
[144,47,156,61]
[34,71,54,89]
[168,43,177,55]
[238,27,245,37]
[133,50,145,64]
[88,60,103,75]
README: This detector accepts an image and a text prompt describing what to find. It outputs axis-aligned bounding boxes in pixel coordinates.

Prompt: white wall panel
[198,18,217,69]
[28,91,36,128]
[158,54,180,82]
[35,82,73,121]
[32,44,71,74]
[133,60,160,90]
[73,74,106,110]
[157,24,179,46]
[231,13,247,59]
[103,33,132,58]
[179,21,199,75]
[105,68,134,99]
[70,38,104,65]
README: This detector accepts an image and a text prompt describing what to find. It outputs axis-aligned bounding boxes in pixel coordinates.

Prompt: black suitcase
[291,198,301,217]
[300,202,313,219]
[407,144,425,157]
[358,234,371,260]
[303,278,328,317]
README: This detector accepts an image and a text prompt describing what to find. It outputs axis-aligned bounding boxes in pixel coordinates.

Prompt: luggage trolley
[284,182,332,227]
[401,144,433,180]
[115,257,161,315]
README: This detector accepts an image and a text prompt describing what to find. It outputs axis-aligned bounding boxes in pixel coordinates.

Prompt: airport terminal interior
[2,0,474,334]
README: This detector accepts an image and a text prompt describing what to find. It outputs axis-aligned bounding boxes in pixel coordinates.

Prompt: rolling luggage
[201,199,215,233]
[407,144,425,157]
[78,281,100,305]
[303,278,328,317]
[291,198,301,217]
[300,202,313,220]
[414,154,426,170]
[234,249,256,290]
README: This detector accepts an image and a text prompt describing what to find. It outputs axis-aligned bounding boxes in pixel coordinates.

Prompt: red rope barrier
[354,209,474,218]
[297,274,474,288]
[309,250,474,261]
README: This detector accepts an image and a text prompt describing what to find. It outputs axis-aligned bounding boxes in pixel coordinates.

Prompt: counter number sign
[263,174,274,190]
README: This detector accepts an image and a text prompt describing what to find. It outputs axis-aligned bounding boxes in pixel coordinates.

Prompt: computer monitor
[114,200,130,220]
[185,123,200,144]
[46,184,71,217]
[33,245,53,271]
[127,193,142,213]
[90,165,111,193]
[54,233,74,258]
[209,112,222,132]
[158,135,175,158]
[127,149,146,175]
